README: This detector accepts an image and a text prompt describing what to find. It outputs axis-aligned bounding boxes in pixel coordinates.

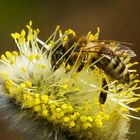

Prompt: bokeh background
[0,0,140,139]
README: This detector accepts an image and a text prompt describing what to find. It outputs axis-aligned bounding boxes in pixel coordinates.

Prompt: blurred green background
[0,0,140,139]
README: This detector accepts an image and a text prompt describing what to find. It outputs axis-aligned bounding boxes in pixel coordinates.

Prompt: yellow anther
[5,79,13,88]
[26,95,33,100]
[99,112,110,121]
[56,113,63,119]
[134,107,140,112]
[63,36,68,42]
[97,27,100,33]
[56,108,61,112]
[56,25,60,30]
[29,20,32,26]
[23,94,28,100]
[36,54,41,60]
[34,30,38,36]
[50,104,56,109]
[27,35,32,41]
[21,29,26,37]
[75,88,80,92]
[87,116,93,122]
[11,33,20,39]
[66,29,76,36]
[93,98,100,105]
[64,116,70,122]
[93,27,100,40]
[34,98,41,105]
[41,95,48,103]
[29,54,35,61]
[59,29,62,37]
[12,51,18,56]
[62,104,68,110]
[134,80,140,83]
[11,33,17,39]
[87,32,95,41]
[38,64,46,69]
[70,114,77,120]
[10,59,15,65]
[34,105,41,112]
[69,121,75,128]
[66,105,73,113]
[1,54,6,61]
[80,116,87,122]
[15,33,21,39]
[34,93,40,98]
[25,81,32,87]
[20,83,26,89]
[66,64,71,71]
[63,84,68,89]
[5,51,12,58]
[42,104,46,110]
[42,110,49,117]
[82,122,92,129]
[95,118,103,128]
[64,79,69,83]
[74,112,80,116]
[48,41,54,47]
[36,28,40,33]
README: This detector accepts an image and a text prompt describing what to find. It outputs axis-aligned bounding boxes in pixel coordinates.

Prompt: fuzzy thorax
[0,21,140,140]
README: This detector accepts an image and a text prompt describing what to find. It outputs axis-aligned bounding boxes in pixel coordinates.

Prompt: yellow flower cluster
[1,51,18,65]
[5,76,111,138]
[0,21,139,139]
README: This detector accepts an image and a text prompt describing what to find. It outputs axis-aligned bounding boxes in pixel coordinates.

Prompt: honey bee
[51,35,136,104]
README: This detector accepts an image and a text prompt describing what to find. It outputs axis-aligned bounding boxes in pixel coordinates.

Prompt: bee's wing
[83,40,136,57]
[113,42,136,57]
[94,40,136,58]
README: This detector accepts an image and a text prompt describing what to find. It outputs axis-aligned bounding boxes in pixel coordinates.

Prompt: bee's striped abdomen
[97,55,130,83]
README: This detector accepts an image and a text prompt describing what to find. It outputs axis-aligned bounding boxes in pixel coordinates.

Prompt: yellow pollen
[42,110,49,117]
[5,79,13,89]
[69,121,75,128]
[29,54,35,61]
[82,122,92,129]
[29,20,32,26]
[63,84,68,89]
[27,35,32,41]
[5,51,12,58]
[80,116,87,122]
[36,54,41,60]
[10,59,15,65]
[38,64,46,69]
[56,108,61,112]
[12,51,18,56]
[11,32,20,39]
[25,81,32,87]
[64,117,70,122]
[62,104,68,110]
[66,64,71,71]
[21,29,26,37]
[1,54,7,61]
[41,95,49,103]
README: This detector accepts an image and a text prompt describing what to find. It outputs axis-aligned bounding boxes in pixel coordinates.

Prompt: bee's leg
[77,54,88,72]
[51,45,65,71]
[99,91,107,104]
[99,77,108,111]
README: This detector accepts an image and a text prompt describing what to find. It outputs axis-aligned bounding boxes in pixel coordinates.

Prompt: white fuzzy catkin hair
[0,21,140,140]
